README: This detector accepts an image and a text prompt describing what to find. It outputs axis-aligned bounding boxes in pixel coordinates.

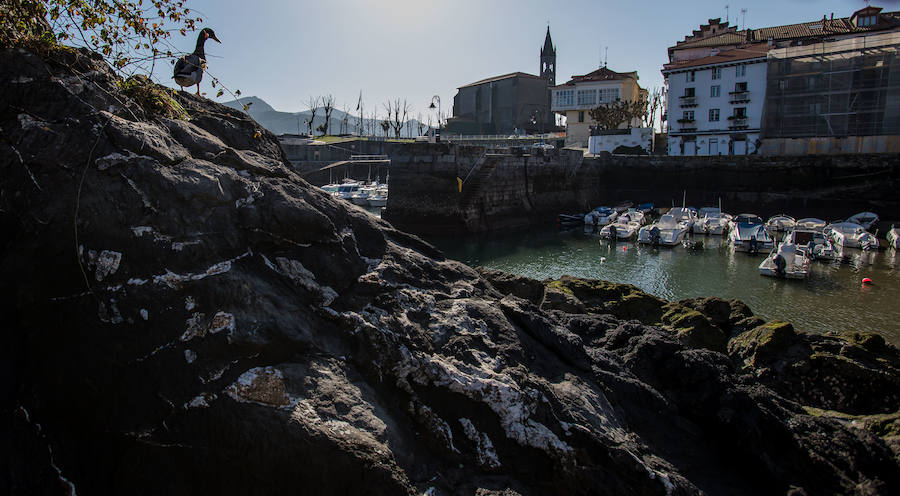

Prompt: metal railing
[679,96,697,106]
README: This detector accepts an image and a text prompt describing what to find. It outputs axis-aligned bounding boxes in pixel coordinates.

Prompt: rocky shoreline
[2,46,899,495]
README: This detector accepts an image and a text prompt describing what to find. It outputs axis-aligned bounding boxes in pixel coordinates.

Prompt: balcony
[729,91,750,103]
[679,95,697,107]
[676,118,695,124]
[728,116,749,129]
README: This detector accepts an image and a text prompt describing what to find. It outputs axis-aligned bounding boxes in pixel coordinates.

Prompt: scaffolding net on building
[763,32,900,138]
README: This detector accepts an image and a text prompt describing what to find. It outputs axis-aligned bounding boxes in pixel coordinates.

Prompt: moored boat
[847,211,879,230]
[600,220,641,240]
[825,222,878,250]
[888,225,900,250]
[729,214,773,253]
[759,242,810,279]
[637,214,689,246]
[585,207,618,228]
[766,214,796,234]
[785,228,838,261]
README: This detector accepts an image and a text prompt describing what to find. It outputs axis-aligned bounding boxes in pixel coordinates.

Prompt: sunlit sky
[158,0,897,118]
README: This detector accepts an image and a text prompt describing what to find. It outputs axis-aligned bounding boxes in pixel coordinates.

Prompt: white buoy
[600,257,607,263]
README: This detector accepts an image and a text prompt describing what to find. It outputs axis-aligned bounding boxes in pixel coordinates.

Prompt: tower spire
[541,25,556,86]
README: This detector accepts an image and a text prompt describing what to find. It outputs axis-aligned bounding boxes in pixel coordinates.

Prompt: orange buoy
[622,245,627,252]
[862,277,873,285]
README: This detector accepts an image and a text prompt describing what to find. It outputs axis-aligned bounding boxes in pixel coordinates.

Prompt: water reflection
[428,228,900,345]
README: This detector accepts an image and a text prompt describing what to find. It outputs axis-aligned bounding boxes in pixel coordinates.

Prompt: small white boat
[585,207,618,227]
[668,207,698,231]
[766,214,796,234]
[637,214,689,246]
[600,220,641,240]
[888,225,900,250]
[729,214,773,253]
[614,201,634,213]
[785,229,838,261]
[335,181,362,200]
[847,212,879,230]
[795,218,827,230]
[618,209,645,226]
[694,209,732,236]
[826,222,878,250]
[759,242,810,279]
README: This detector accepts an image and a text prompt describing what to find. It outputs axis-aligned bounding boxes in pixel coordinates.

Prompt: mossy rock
[662,303,727,353]
[728,320,796,367]
[117,75,188,119]
[541,285,586,314]
[547,276,667,323]
[835,331,888,354]
[803,407,900,440]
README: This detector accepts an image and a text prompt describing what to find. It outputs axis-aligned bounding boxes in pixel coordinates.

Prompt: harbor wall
[381,145,900,235]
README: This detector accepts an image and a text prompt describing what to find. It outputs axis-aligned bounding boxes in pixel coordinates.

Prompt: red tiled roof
[458,72,543,89]
[670,10,900,53]
[555,67,638,87]
[663,43,770,72]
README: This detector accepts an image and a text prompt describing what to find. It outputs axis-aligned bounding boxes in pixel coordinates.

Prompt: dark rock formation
[3,46,900,495]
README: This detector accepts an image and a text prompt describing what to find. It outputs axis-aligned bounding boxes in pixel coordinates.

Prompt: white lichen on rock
[139,309,149,321]
[94,250,122,281]
[184,349,197,364]
[394,348,572,455]
[459,418,501,469]
[273,257,338,306]
[185,296,197,311]
[210,312,235,334]
[226,366,291,407]
[153,250,250,289]
[95,150,153,170]
[180,312,206,341]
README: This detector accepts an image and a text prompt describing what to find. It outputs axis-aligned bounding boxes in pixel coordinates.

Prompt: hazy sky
[160,0,896,118]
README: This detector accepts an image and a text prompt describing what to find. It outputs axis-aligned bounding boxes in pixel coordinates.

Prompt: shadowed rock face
[2,47,899,496]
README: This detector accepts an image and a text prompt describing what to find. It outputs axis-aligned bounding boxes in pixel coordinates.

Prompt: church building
[444,28,557,136]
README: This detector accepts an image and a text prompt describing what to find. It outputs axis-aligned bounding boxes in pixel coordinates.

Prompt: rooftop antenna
[741,8,747,30]
[725,4,730,24]
[604,46,608,68]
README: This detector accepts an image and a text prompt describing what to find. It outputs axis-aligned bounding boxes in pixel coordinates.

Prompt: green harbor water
[425,227,900,346]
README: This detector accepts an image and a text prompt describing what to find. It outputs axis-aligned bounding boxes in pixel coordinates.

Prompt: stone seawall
[382,145,900,234]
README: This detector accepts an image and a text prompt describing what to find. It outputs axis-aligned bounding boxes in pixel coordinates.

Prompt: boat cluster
[559,203,900,281]
[321,179,388,208]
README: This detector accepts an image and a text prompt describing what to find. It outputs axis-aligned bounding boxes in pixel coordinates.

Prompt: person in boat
[749,235,758,254]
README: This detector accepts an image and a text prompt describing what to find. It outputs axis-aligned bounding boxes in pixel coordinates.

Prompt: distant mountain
[221,96,429,138]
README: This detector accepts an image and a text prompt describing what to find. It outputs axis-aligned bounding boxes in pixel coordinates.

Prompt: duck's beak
[211,34,221,43]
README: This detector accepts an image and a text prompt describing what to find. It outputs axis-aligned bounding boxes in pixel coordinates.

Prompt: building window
[736,65,746,77]
[578,111,585,123]
[682,110,695,121]
[858,15,877,27]
[709,108,720,121]
[555,90,574,107]
[687,71,696,82]
[734,81,748,92]
[712,67,722,80]
[733,107,747,118]
[577,89,597,106]
[710,85,720,97]
[598,88,620,103]
[684,87,695,97]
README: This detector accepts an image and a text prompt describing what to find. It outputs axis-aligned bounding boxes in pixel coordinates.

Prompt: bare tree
[383,98,411,139]
[341,104,350,135]
[380,119,391,137]
[644,87,666,131]
[306,96,320,135]
[416,112,425,136]
[320,94,335,136]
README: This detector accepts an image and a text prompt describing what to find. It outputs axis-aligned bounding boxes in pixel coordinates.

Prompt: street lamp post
[429,95,441,141]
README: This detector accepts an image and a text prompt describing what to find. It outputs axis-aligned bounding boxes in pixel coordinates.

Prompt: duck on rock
[173,28,221,95]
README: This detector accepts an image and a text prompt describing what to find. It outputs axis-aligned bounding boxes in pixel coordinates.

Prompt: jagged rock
[729,323,900,415]
[3,46,900,496]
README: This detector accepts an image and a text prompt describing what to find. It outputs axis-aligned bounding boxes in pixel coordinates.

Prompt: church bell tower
[540,26,556,87]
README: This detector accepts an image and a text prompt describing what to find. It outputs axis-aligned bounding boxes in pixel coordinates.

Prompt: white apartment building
[550,67,647,147]
[663,43,768,156]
